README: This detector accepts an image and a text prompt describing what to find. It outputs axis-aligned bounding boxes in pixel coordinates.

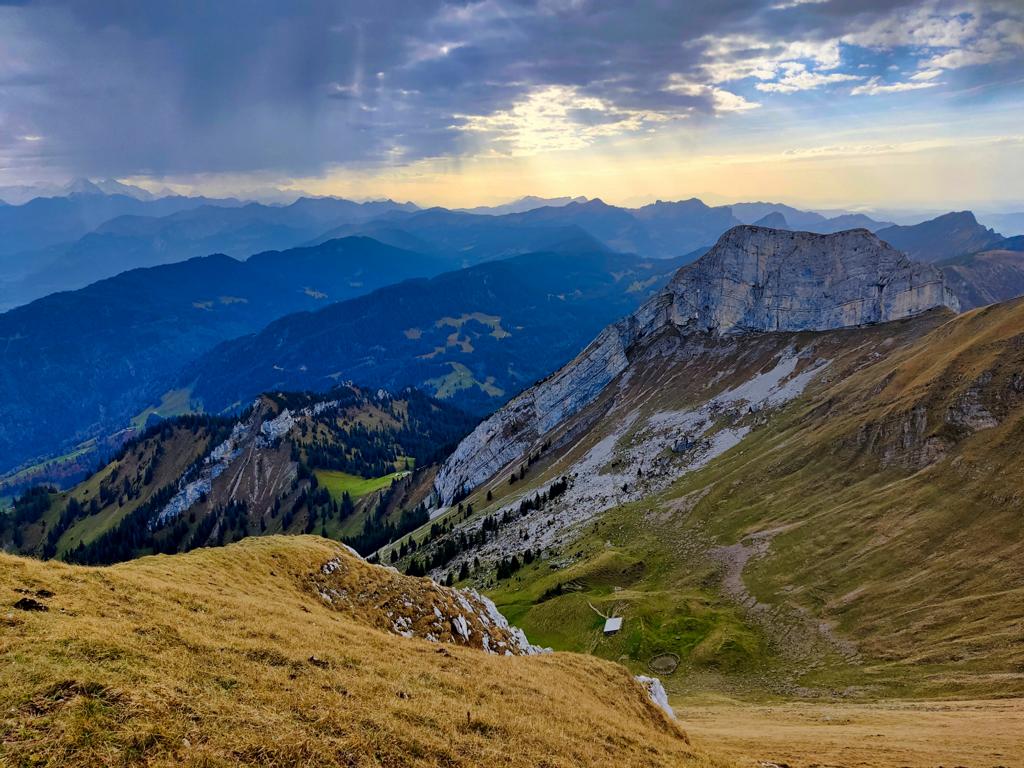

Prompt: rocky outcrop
[434,226,959,504]
[314,551,546,655]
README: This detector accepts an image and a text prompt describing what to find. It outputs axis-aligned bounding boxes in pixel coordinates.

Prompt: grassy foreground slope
[0,536,720,768]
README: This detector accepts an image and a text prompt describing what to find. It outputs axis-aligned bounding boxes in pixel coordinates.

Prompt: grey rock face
[668,226,959,333]
[433,226,959,504]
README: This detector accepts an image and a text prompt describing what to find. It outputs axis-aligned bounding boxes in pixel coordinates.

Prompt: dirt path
[681,697,1024,767]
[710,527,861,672]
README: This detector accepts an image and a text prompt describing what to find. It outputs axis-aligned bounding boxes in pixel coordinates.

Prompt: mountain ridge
[433,225,959,504]
[876,211,1005,262]
[0,237,453,477]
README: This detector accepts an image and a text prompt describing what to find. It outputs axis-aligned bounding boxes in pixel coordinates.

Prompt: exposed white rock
[433,346,826,575]
[469,589,549,655]
[260,408,295,441]
[635,675,675,719]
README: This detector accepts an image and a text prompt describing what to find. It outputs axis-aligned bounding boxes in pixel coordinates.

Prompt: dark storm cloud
[0,0,1019,180]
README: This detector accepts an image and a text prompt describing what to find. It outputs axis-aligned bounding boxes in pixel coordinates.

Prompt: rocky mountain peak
[667,225,959,334]
[433,225,960,505]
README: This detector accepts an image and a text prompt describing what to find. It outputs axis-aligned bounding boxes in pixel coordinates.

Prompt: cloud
[454,85,674,156]
[771,0,830,10]
[0,0,1019,187]
[842,1,1024,72]
[665,76,761,112]
[700,36,843,84]
[754,63,862,92]
[851,77,942,95]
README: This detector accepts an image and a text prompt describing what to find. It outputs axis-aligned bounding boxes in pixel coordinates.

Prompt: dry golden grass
[681,696,1024,767]
[0,536,727,767]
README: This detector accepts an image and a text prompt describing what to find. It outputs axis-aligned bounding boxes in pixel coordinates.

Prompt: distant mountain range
[0,237,455,477]
[730,201,893,232]
[309,197,741,261]
[182,245,695,418]
[5,180,1006,313]
[0,177,161,205]
[457,195,589,215]
[977,211,1024,237]
[876,211,1006,262]
[0,192,237,261]
[0,196,419,309]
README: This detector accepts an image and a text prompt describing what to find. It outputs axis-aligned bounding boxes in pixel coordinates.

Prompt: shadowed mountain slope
[876,211,1005,262]
[0,237,448,476]
[184,247,693,418]
[940,244,1024,309]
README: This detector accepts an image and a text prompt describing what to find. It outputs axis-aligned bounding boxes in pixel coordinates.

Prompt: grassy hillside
[0,536,721,767]
[0,417,227,559]
[390,300,1024,699]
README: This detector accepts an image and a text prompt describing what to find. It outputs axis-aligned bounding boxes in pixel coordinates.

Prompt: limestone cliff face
[667,226,959,333]
[433,226,959,504]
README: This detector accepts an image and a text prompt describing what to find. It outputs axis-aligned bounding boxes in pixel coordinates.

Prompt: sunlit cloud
[851,77,942,96]
[454,85,674,156]
[699,36,842,84]
[754,63,862,93]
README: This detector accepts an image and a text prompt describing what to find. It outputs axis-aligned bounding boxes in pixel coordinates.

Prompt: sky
[0,0,1022,209]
